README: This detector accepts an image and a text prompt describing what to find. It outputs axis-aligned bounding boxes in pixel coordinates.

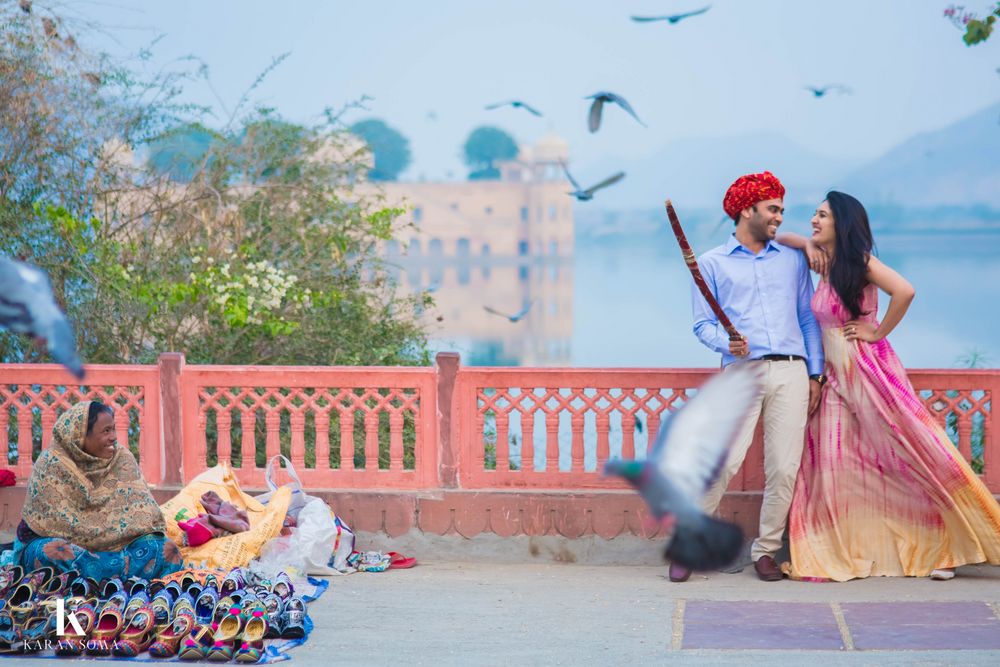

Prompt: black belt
[755,354,805,362]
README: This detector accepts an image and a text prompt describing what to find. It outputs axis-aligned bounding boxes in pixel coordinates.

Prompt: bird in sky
[631,6,711,24]
[484,100,543,117]
[0,258,85,378]
[803,84,852,98]
[426,110,438,121]
[560,161,625,202]
[604,363,764,571]
[483,300,535,323]
[585,92,646,133]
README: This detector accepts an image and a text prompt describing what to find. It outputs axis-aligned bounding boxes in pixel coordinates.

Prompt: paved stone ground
[297,560,1000,665]
[8,561,1000,665]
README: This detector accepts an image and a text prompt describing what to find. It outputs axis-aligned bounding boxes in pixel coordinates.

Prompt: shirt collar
[726,234,782,256]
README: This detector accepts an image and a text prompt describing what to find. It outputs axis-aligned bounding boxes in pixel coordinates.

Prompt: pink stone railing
[0,364,162,485]
[450,366,712,489]
[1,354,997,493]
[178,363,438,489]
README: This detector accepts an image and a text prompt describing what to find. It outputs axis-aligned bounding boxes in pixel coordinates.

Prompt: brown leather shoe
[754,555,783,582]
[668,563,691,582]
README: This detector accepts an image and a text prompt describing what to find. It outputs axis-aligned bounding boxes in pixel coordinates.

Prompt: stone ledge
[0,485,766,540]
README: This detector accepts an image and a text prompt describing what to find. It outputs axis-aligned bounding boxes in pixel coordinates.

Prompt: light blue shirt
[691,235,824,376]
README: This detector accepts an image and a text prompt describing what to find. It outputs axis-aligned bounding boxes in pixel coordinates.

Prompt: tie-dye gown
[789,281,1000,581]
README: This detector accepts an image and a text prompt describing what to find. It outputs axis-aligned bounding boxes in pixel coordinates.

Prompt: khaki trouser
[700,359,810,562]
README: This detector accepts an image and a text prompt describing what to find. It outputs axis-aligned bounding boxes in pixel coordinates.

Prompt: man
[677,171,824,583]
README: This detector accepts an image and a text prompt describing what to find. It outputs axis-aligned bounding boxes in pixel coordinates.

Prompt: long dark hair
[86,401,114,435]
[826,191,875,319]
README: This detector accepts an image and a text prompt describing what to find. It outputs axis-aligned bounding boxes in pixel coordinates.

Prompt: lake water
[403,226,1000,370]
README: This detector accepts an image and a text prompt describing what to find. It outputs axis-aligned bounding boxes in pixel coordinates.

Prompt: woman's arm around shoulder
[776,232,828,275]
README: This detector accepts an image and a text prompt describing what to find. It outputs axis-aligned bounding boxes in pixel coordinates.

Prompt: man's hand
[808,379,822,415]
[805,240,829,276]
[728,336,749,357]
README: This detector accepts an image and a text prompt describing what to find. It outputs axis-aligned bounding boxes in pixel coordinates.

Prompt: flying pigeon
[0,258,85,378]
[484,100,543,117]
[560,161,625,201]
[803,84,852,98]
[483,300,534,323]
[604,363,764,570]
[631,6,711,24]
[585,92,646,132]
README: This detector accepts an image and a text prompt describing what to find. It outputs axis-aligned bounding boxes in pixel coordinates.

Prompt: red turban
[722,171,785,219]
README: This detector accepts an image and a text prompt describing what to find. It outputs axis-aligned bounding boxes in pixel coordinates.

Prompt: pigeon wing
[0,258,45,334]
[584,172,625,196]
[650,364,763,502]
[677,6,711,21]
[484,100,513,110]
[483,305,511,319]
[0,258,84,377]
[630,15,669,22]
[518,102,543,116]
[587,97,605,133]
[605,93,647,127]
[512,300,535,320]
[559,161,582,191]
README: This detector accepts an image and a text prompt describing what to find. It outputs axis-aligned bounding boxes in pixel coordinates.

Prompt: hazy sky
[71,0,1000,180]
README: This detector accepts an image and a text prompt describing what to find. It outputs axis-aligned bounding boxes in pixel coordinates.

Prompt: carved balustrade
[0,357,995,494]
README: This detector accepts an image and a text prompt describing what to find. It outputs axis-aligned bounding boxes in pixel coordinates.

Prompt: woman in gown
[778,191,1000,582]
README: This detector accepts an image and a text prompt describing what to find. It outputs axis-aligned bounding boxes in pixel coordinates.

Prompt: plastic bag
[255,454,310,520]
[255,497,342,576]
[329,514,356,572]
[293,498,340,575]
[252,534,307,581]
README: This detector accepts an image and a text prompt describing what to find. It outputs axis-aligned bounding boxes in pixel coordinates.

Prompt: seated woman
[13,401,182,580]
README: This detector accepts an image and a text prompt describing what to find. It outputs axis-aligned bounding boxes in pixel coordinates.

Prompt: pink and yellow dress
[789,281,1000,581]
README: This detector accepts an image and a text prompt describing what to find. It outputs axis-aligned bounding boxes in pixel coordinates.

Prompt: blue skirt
[14,533,183,580]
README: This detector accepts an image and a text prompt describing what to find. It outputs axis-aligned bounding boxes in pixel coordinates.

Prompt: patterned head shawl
[21,401,165,552]
[722,171,786,219]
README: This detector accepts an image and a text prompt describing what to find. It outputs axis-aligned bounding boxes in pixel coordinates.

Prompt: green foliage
[462,126,518,180]
[964,9,998,44]
[0,4,428,368]
[349,118,411,181]
[944,3,1000,45]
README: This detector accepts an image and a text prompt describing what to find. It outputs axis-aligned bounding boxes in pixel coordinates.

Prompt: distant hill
[576,132,856,211]
[835,102,1000,207]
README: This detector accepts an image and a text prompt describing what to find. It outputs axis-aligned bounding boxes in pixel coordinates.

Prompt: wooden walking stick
[664,199,744,342]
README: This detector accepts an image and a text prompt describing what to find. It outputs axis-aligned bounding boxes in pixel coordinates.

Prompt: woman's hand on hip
[843,320,879,342]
